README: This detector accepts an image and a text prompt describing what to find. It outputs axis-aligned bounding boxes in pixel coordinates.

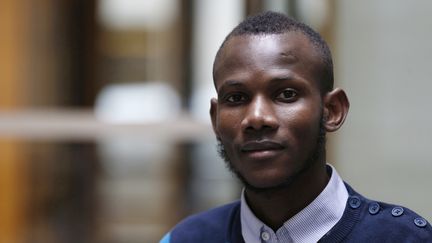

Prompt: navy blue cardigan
[162,184,432,242]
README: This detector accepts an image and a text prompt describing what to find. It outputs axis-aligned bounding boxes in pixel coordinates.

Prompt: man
[161,11,432,242]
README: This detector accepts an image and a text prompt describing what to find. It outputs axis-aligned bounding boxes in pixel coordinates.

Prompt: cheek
[278,104,322,143]
[216,109,242,140]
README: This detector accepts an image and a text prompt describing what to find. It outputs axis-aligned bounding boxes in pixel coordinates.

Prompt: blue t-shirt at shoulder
[159,233,170,243]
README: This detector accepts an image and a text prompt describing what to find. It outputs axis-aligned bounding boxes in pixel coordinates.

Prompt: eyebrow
[217,80,245,93]
[267,74,309,89]
[217,75,307,93]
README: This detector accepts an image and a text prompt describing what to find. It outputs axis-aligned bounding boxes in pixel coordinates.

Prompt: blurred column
[188,0,245,211]
[190,0,245,122]
[96,1,186,241]
[0,0,29,243]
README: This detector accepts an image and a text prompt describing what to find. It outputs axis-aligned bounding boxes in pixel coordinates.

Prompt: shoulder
[335,184,432,242]
[162,201,241,243]
[356,200,431,241]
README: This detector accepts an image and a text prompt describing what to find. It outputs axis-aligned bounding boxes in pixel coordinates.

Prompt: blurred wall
[1,1,431,243]
[332,0,432,220]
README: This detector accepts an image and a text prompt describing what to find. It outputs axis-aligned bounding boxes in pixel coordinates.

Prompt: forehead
[213,32,322,89]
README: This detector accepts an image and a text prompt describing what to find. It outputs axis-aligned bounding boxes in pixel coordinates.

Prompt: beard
[217,115,327,194]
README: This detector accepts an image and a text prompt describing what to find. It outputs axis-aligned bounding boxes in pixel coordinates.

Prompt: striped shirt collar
[240,164,348,243]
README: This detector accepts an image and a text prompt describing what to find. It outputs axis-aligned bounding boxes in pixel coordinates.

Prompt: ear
[323,88,349,132]
[210,98,220,139]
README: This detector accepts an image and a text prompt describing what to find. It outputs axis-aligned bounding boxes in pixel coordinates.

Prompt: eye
[225,93,247,104]
[276,89,298,102]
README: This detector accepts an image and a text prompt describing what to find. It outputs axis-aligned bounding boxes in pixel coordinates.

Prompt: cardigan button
[349,196,361,209]
[414,217,428,228]
[368,202,380,215]
[391,206,404,217]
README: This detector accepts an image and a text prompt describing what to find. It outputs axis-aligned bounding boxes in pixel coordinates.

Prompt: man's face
[211,32,325,190]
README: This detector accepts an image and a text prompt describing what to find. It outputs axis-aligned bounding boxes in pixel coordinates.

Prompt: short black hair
[213,11,334,93]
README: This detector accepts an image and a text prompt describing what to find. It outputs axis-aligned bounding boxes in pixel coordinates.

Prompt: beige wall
[332,0,432,220]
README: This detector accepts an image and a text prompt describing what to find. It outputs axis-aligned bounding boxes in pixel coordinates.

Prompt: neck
[244,161,329,231]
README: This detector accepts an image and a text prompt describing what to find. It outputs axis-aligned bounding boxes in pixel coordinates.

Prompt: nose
[240,96,279,132]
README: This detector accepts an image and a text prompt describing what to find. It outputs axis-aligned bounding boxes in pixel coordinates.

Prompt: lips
[241,140,284,151]
[240,140,284,160]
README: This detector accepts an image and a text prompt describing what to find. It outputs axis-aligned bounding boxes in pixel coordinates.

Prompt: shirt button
[368,202,380,215]
[349,196,361,209]
[414,217,428,228]
[391,206,404,217]
[261,231,270,241]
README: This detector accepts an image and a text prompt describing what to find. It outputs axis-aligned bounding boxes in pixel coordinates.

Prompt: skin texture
[210,32,349,230]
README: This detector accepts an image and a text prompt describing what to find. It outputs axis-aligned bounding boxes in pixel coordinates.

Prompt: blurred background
[0,0,431,242]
